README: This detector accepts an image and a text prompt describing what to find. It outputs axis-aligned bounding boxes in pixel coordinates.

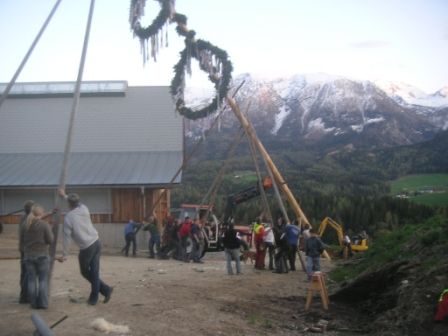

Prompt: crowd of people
[127,213,326,280]
[124,215,210,264]
[249,217,325,279]
[17,192,326,311]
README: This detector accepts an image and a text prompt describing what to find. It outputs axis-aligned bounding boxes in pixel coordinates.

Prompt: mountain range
[185,73,448,153]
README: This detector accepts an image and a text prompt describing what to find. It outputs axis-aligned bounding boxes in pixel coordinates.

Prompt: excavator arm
[222,176,272,225]
[318,217,369,257]
[318,217,345,246]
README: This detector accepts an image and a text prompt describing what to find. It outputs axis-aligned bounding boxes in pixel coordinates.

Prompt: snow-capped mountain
[374,80,448,130]
[375,80,448,108]
[184,73,447,151]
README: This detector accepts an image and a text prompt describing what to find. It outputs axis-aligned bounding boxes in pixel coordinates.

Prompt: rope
[49,0,96,289]
[0,0,63,110]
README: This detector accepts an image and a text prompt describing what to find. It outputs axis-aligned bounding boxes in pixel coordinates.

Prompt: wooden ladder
[305,271,329,310]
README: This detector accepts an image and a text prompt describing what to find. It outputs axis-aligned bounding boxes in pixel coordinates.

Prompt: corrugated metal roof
[0,85,182,154]
[0,152,182,187]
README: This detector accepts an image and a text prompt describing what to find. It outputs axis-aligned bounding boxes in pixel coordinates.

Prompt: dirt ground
[0,227,366,336]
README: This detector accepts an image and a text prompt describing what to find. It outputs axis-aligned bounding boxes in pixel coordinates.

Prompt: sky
[0,0,447,93]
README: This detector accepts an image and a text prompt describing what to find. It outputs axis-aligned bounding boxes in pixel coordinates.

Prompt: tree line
[171,130,448,241]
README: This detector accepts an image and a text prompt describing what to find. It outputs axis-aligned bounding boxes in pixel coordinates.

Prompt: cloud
[349,40,391,48]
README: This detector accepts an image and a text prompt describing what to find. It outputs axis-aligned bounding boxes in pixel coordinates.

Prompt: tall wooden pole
[49,0,96,288]
[226,96,311,227]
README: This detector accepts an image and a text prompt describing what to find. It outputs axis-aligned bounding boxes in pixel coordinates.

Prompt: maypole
[49,0,96,287]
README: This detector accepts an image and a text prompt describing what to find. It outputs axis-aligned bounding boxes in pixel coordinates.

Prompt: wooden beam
[226,96,311,226]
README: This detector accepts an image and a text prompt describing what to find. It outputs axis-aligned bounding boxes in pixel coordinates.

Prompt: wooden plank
[112,188,142,222]
[0,215,21,224]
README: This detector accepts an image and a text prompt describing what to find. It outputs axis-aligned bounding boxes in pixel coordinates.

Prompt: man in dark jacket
[222,224,241,275]
[273,219,289,273]
[285,221,300,271]
[145,216,161,259]
[18,200,34,303]
[160,216,176,258]
[305,228,324,280]
[190,218,202,263]
[123,220,142,257]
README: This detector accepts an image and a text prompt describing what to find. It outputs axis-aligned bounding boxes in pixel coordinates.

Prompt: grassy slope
[330,215,448,282]
[329,215,448,335]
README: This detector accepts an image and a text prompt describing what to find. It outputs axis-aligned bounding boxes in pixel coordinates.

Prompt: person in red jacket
[179,216,192,262]
[435,289,448,322]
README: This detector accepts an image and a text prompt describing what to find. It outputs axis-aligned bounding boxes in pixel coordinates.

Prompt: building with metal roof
[0,81,183,247]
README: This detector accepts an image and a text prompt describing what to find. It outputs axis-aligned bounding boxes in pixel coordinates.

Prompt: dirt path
[0,229,365,336]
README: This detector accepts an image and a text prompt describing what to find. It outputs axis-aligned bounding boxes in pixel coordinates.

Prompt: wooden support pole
[226,96,311,227]
[226,96,307,271]
[49,0,96,289]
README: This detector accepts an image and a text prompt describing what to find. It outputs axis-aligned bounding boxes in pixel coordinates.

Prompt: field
[390,174,448,206]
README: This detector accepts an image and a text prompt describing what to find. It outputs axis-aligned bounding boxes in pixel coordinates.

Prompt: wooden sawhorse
[305,271,329,310]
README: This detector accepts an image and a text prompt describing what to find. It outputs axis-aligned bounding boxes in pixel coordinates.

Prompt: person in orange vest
[435,289,448,322]
[254,219,266,270]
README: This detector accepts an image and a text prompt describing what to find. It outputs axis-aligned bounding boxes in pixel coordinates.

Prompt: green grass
[408,192,448,206]
[247,313,273,329]
[329,216,448,283]
[390,174,448,205]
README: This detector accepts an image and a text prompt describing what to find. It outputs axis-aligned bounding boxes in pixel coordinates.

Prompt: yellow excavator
[318,217,368,258]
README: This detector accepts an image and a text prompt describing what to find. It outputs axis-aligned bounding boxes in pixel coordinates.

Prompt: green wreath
[129,0,171,39]
[130,0,233,120]
[170,39,233,120]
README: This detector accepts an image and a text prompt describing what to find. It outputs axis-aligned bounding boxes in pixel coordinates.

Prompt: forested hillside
[172,130,448,237]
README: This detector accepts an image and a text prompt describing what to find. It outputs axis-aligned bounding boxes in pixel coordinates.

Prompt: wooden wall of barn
[0,187,171,249]
[0,187,170,226]
[111,188,169,228]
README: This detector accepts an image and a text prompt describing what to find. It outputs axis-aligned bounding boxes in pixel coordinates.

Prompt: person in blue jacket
[124,219,142,257]
[285,220,300,271]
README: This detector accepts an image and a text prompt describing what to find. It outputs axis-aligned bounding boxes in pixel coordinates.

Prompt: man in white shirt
[263,225,275,270]
[57,190,113,305]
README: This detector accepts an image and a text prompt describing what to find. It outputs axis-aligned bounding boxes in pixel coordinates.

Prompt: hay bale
[91,318,129,334]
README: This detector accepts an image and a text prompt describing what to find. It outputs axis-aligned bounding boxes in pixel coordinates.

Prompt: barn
[0,81,183,247]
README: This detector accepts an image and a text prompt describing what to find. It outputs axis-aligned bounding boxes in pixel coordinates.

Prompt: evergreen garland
[170,40,233,120]
[129,0,171,40]
[129,0,233,120]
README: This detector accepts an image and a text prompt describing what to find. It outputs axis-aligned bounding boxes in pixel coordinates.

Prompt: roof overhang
[0,151,182,188]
